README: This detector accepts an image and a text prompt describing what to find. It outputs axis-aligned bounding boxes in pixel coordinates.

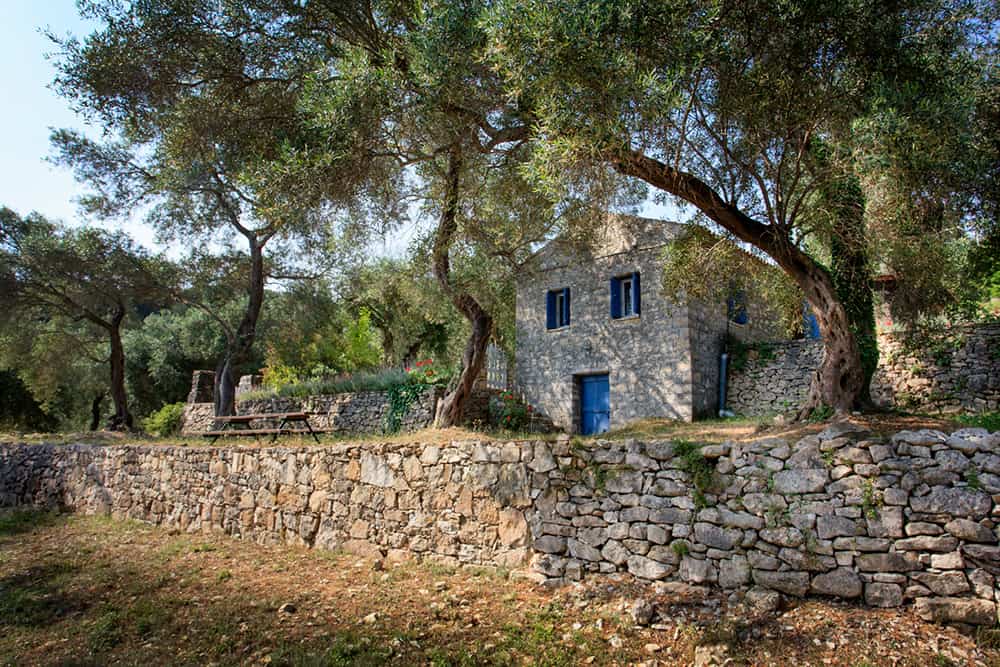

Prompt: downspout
[718,314,735,418]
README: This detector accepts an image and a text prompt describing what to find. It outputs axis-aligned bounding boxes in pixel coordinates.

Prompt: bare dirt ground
[1,510,997,666]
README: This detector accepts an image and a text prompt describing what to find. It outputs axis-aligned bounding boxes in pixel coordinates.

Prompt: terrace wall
[3,423,1000,625]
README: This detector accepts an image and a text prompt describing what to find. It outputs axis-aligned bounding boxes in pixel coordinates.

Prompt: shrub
[490,391,530,430]
[142,402,185,437]
[240,368,422,401]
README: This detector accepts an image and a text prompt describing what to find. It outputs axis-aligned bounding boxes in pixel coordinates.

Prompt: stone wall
[3,424,1000,625]
[726,340,823,416]
[872,325,1000,413]
[726,324,1000,416]
[180,388,440,436]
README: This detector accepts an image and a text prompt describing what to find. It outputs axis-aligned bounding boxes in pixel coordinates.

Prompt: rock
[905,521,943,536]
[818,421,871,441]
[970,569,995,600]
[856,552,921,572]
[962,544,1000,562]
[717,507,764,530]
[604,470,644,494]
[915,597,997,625]
[498,508,529,547]
[910,488,992,519]
[360,453,395,487]
[719,555,751,588]
[533,536,566,554]
[894,535,959,552]
[693,522,742,550]
[693,644,729,667]
[865,507,904,538]
[772,469,829,494]
[742,493,787,514]
[601,540,629,566]
[892,429,947,446]
[811,568,862,598]
[630,598,656,626]
[759,527,804,548]
[529,443,557,473]
[865,583,903,607]
[752,569,810,597]
[363,611,378,624]
[817,515,859,539]
[912,571,970,596]
[627,555,672,580]
[934,450,970,473]
[745,586,782,613]
[278,602,297,614]
[931,551,965,570]
[568,538,603,562]
[680,556,717,583]
[944,518,996,543]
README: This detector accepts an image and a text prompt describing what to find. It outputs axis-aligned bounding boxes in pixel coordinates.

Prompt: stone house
[514,215,775,434]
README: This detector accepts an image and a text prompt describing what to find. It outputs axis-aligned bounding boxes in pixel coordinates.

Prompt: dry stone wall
[180,388,440,436]
[2,423,1000,625]
[727,324,1000,416]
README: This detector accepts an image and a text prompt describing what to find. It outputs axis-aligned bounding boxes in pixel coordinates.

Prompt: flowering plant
[490,391,531,430]
[404,358,448,385]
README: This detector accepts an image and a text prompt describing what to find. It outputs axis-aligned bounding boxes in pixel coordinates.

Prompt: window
[546,287,570,329]
[610,272,641,319]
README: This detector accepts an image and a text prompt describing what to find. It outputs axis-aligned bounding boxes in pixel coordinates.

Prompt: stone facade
[4,424,999,625]
[727,324,1000,416]
[180,388,440,436]
[515,216,779,430]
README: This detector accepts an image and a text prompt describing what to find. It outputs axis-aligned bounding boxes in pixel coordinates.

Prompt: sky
[0,0,682,257]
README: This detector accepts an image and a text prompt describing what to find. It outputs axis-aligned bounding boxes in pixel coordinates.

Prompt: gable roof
[526,213,686,273]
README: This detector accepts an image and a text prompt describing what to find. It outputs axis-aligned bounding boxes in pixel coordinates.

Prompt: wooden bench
[202,412,321,444]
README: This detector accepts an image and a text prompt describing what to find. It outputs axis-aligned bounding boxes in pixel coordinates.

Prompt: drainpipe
[718,323,735,418]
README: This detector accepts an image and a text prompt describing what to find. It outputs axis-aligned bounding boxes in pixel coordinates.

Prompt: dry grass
[0,411,977,452]
[0,509,995,666]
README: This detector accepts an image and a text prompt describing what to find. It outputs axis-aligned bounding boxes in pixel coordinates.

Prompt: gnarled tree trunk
[432,147,494,427]
[614,150,864,416]
[214,240,266,416]
[107,306,133,429]
[89,392,105,431]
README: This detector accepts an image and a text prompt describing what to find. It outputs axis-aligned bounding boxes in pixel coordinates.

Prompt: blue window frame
[546,287,571,329]
[610,272,641,319]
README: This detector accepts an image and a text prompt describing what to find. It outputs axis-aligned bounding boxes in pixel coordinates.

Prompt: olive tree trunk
[432,147,493,427]
[214,240,266,417]
[107,306,133,429]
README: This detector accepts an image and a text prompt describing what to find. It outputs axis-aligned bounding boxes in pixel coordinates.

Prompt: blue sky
[1,2,97,225]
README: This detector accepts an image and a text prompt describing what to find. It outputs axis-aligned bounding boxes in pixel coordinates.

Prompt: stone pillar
[236,374,264,398]
[187,370,215,404]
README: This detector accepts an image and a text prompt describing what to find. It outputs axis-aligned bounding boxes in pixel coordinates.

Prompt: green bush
[142,402,185,437]
[241,366,452,402]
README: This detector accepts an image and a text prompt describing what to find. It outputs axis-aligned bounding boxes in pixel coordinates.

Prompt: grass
[0,509,995,667]
[955,412,1000,432]
[2,409,992,453]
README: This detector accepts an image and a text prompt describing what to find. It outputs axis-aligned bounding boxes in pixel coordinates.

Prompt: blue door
[580,374,610,435]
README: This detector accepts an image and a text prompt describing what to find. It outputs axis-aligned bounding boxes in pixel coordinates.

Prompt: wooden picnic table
[202,411,321,444]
